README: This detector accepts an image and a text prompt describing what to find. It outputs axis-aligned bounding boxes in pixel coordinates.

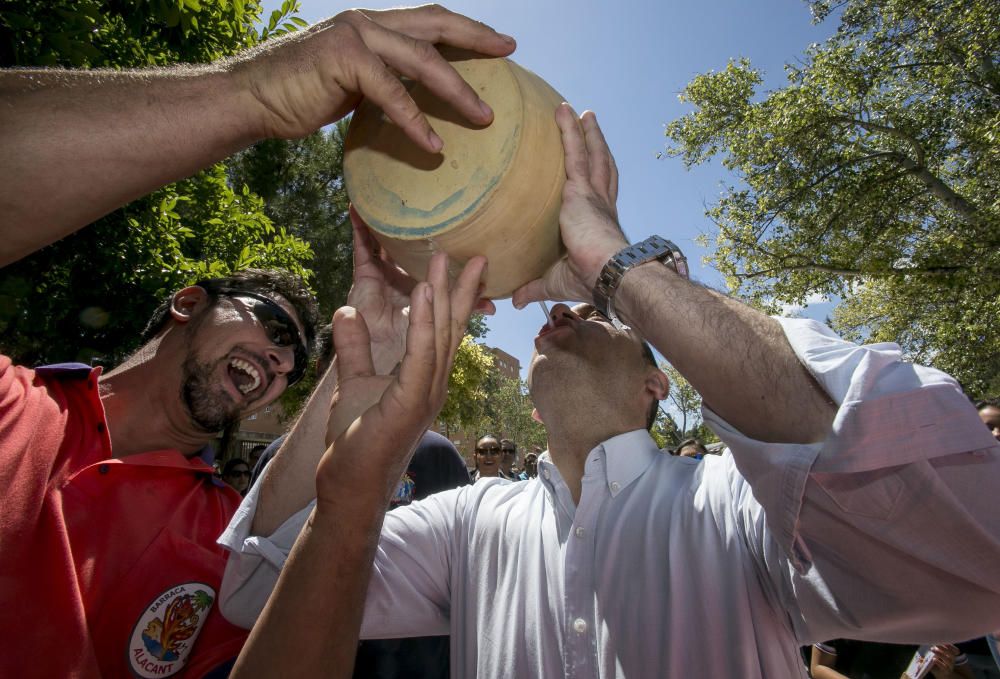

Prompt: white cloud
[778,292,829,317]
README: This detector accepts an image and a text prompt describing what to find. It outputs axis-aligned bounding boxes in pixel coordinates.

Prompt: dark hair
[977,397,1000,411]
[315,322,335,374]
[500,438,516,451]
[674,438,708,456]
[140,268,319,351]
[222,458,250,476]
[638,339,661,431]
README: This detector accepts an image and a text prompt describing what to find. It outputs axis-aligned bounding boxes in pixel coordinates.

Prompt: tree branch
[735,260,980,280]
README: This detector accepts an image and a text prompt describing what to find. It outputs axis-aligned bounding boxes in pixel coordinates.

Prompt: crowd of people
[3,4,1000,678]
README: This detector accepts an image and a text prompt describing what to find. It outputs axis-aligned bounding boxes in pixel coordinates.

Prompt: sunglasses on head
[208,287,309,386]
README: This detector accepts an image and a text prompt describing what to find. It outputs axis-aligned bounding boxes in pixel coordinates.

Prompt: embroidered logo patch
[128,582,215,677]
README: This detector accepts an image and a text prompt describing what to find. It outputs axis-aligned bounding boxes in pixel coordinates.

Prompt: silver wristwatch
[592,235,689,328]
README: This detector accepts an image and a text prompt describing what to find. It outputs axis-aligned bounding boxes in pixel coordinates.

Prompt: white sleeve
[216,480,311,629]
[217,479,460,638]
[708,317,1000,644]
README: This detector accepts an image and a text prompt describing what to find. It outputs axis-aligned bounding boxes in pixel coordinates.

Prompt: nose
[549,303,580,324]
[265,344,296,379]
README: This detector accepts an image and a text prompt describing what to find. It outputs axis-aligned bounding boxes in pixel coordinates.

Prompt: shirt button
[98,464,109,475]
[543,469,551,480]
[610,481,621,493]
[573,618,588,634]
[574,526,586,538]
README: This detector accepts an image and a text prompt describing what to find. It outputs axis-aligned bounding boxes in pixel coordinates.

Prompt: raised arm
[512,104,835,444]
[230,246,482,678]
[0,5,515,266]
[252,211,491,536]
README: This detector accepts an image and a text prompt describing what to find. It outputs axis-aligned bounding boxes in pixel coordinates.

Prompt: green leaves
[665,0,1000,395]
[0,0,315,366]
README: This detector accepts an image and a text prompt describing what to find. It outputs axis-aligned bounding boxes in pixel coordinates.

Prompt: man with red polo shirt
[0,4,517,676]
[0,268,319,677]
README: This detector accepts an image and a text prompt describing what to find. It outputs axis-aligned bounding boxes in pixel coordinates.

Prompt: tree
[438,336,495,437]
[664,0,1000,395]
[228,120,354,319]
[480,373,548,451]
[0,0,313,366]
[660,363,704,445]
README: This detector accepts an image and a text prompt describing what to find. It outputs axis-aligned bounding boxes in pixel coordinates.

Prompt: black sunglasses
[477,447,501,455]
[208,288,309,386]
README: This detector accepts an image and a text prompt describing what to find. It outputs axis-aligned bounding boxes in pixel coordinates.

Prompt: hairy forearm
[233,413,420,677]
[230,485,388,678]
[0,66,261,265]
[253,362,340,536]
[614,261,836,443]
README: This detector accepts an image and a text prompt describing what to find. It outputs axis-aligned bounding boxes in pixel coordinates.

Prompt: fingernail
[499,33,515,45]
[479,100,493,120]
[427,130,443,152]
[424,284,433,302]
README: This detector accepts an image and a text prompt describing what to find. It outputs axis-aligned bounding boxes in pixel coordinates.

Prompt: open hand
[512,104,629,308]
[234,5,516,152]
[320,251,486,501]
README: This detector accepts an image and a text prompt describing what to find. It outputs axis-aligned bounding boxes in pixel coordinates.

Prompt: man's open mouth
[228,357,263,396]
[536,317,573,339]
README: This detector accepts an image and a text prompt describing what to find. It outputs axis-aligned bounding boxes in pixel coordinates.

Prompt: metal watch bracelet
[592,236,689,329]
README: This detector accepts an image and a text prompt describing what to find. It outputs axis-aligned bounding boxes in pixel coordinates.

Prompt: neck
[100,339,215,458]
[542,413,642,504]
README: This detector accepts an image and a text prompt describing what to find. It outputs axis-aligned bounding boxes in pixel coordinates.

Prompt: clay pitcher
[343,51,566,299]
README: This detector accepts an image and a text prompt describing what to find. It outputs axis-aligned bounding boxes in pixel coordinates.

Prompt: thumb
[511,277,549,309]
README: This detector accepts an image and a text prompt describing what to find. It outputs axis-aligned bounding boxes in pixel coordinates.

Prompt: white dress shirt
[219,318,1000,678]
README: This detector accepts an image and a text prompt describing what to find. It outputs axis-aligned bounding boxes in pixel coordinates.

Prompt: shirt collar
[599,429,662,497]
[535,428,662,499]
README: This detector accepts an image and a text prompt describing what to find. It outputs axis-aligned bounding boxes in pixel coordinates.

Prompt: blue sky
[274,0,837,377]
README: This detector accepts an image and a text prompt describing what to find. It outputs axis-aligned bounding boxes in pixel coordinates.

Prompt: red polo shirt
[0,356,248,677]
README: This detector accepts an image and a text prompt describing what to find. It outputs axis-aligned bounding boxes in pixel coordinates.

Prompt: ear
[645,368,670,402]
[170,286,210,325]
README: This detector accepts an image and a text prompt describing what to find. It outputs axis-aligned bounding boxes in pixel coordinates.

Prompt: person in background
[500,438,521,480]
[978,398,1000,442]
[472,435,503,481]
[247,445,268,476]
[522,451,539,479]
[674,438,707,459]
[223,458,253,496]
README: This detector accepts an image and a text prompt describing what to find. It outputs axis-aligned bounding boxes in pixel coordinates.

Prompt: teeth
[229,358,261,395]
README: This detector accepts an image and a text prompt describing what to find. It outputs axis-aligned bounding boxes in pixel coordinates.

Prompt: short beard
[181,354,240,433]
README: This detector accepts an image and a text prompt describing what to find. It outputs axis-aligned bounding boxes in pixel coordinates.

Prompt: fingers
[359,20,494,127]
[332,307,376,381]
[556,103,590,184]
[581,111,617,205]
[511,276,550,309]
[426,252,452,390]
[342,39,445,153]
[350,206,378,272]
[449,256,488,341]
[392,282,437,411]
[370,5,516,57]
[336,6,515,153]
